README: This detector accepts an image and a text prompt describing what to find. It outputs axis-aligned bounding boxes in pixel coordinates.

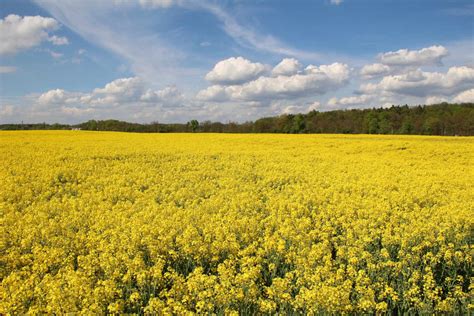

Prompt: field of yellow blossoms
[1,131,473,314]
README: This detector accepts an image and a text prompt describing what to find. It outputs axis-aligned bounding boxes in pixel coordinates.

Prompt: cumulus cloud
[91,77,184,107]
[308,101,321,111]
[425,96,448,105]
[268,100,322,116]
[0,14,67,55]
[38,89,68,105]
[453,88,474,103]
[360,63,391,79]
[289,102,321,114]
[29,77,189,122]
[59,106,95,116]
[378,45,448,66]
[304,63,350,83]
[278,103,317,114]
[36,77,185,113]
[94,77,142,96]
[195,85,229,102]
[281,105,303,114]
[328,94,373,107]
[140,86,184,107]
[360,66,474,97]
[205,57,267,85]
[272,58,301,76]
[0,66,17,74]
[198,61,349,102]
[359,45,455,81]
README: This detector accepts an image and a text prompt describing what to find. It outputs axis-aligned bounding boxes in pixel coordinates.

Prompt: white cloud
[330,0,343,5]
[0,66,17,74]
[307,101,321,111]
[198,61,350,102]
[0,14,62,55]
[281,105,303,114]
[279,102,321,115]
[140,86,184,107]
[304,62,351,83]
[453,88,474,103]
[26,77,194,123]
[378,45,448,66]
[47,35,69,45]
[272,58,301,76]
[93,77,142,96]
[60,106,95,116]
[37,77,185,112]
[205,57,267,85]
[360,63,391,79]
[90,77,185,107]
[38,89,67,105]
[360,66,474,97]
[425,96,448,105]
[328,94,373,107]
[195,85,229,102]
[269,100,321,116]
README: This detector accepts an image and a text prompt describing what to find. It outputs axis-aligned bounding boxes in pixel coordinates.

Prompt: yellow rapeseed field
[1,131,473,314]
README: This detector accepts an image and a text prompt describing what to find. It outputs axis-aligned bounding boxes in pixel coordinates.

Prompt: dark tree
[1,103,473,136]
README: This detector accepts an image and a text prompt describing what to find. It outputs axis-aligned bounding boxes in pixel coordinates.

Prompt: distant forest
[1,103,473,136]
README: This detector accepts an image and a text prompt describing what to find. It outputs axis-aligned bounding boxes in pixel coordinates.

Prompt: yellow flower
[1,131,472,314]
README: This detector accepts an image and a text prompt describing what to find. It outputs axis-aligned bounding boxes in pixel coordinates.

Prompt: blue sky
[0,0,473,123]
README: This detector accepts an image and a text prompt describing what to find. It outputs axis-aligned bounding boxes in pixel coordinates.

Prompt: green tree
[378,112,392,134]
[290,114,306,133]
[187,120,199,132]
[365,112,379,134]
[422,117,441,135]
[400,119,414,134]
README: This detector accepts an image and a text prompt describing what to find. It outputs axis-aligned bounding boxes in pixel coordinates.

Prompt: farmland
[1,131,473,314]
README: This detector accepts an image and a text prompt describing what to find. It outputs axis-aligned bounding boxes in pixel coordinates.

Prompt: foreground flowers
[1,131,472,314]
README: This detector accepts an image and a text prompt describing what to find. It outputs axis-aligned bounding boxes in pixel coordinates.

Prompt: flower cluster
[1,131,472,314]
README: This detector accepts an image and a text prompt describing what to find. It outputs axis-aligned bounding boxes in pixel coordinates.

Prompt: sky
[0,0,473,124]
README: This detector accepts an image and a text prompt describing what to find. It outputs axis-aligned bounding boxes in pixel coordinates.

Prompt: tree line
[1,103,473,135]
